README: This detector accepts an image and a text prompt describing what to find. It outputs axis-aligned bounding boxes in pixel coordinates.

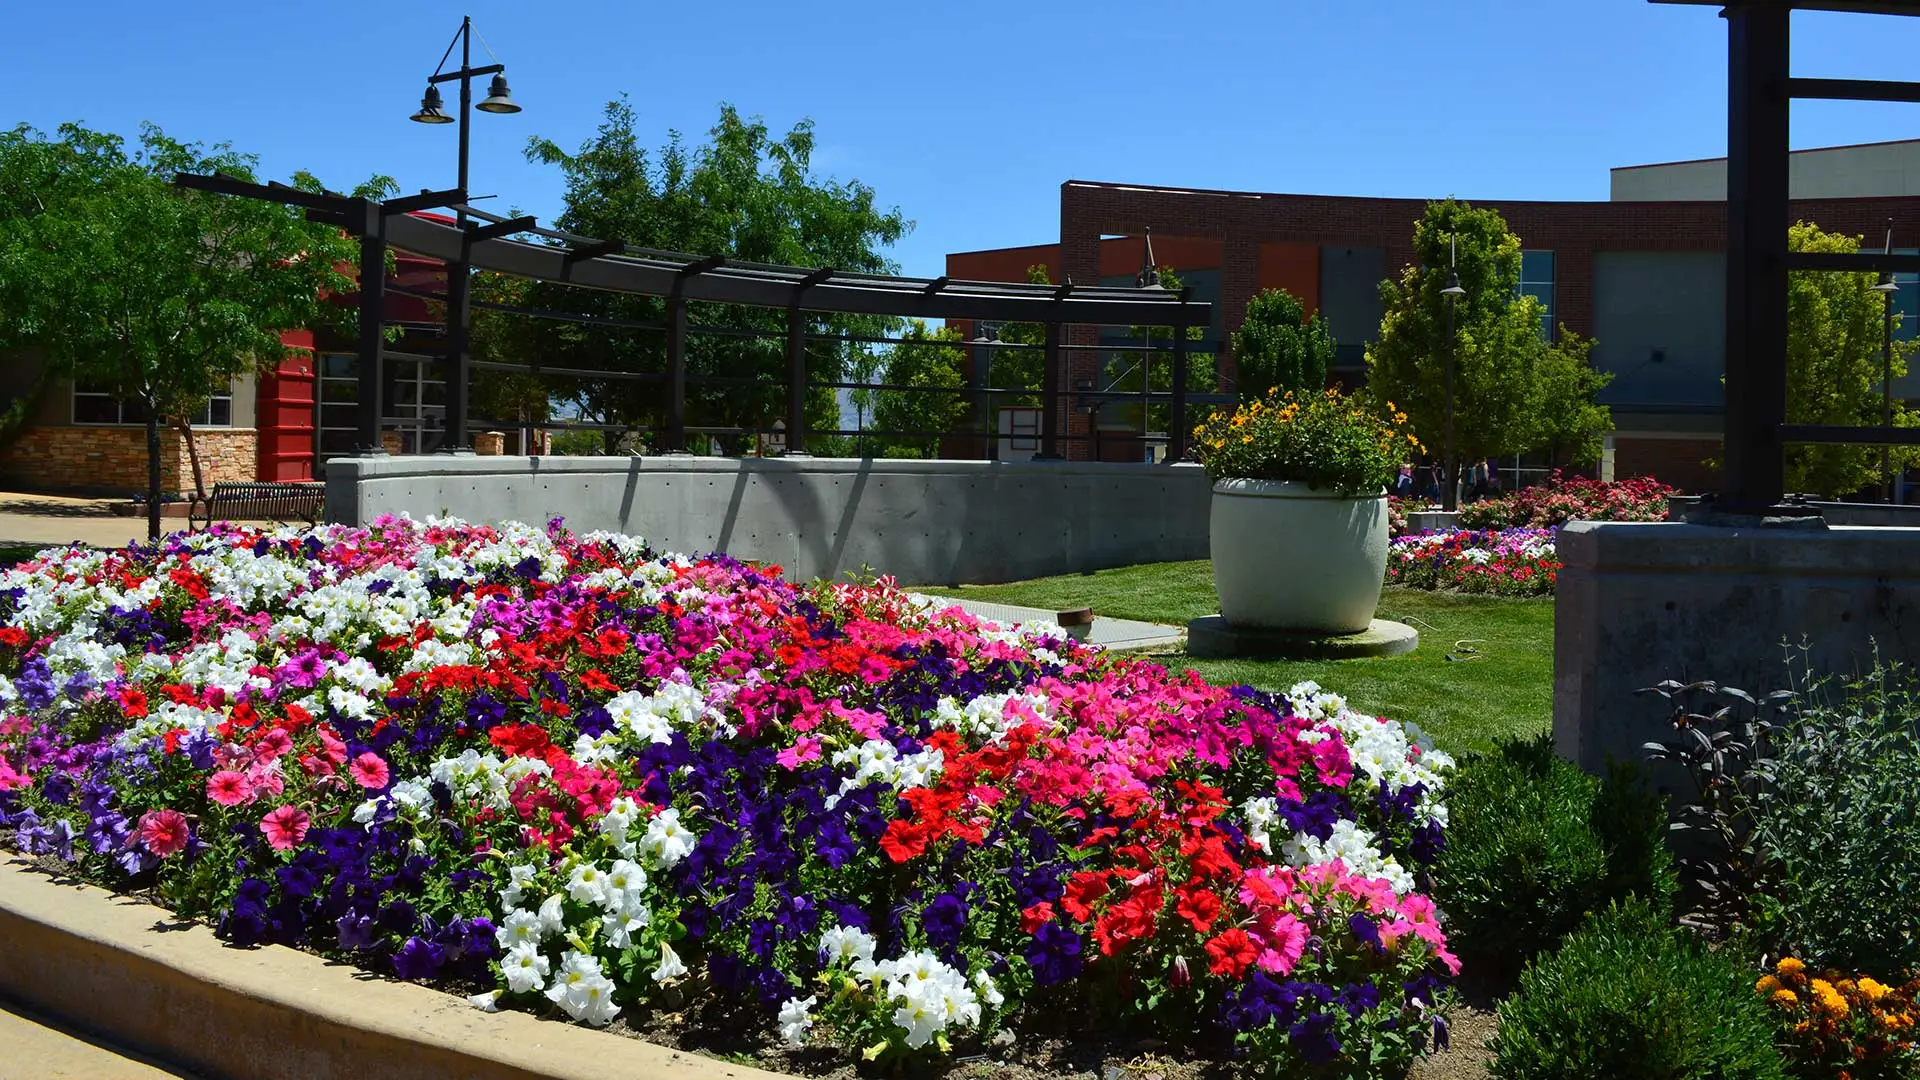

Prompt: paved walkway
[912,593,1185,652]
[0,493,159,549]
[0,999,199,1079]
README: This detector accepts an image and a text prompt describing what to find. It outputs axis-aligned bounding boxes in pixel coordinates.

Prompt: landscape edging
[0,858,793,1080]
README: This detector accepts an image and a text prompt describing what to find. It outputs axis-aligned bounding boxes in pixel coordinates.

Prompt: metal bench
[189,482,325,531]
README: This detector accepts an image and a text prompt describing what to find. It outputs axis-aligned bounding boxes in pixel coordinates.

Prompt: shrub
[1431,737,1674,973]
[1490,899,1787,1080]
[1460,473,1673,530]
[1192,388,1419,495]
[1747,665,1920,980]
[1758,957,1920,1079]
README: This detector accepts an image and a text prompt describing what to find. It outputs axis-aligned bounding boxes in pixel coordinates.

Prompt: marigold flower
[1778,957,1807,977]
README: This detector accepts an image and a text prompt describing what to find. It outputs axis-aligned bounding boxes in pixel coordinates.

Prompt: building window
[1519,250,1555,340]
[71,382,233,426]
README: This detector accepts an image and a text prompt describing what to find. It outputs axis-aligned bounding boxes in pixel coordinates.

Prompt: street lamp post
[1440,233,1467,511]
[411,16,520,453]
[1875,222,1900,502]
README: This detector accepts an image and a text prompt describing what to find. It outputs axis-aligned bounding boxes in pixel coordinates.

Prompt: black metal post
[356,199,387,455]
[1443,296,1457,512]
[666,293,688,453]
[1168,292,1191,463]
[440,17,474,453]
[784,304,808,455]
[1722,2,1793,512]
[1038,322,1062,460]
[1884,284,1896,501]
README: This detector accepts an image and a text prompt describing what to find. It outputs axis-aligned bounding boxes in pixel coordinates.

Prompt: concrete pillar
[1554,520,1920,781]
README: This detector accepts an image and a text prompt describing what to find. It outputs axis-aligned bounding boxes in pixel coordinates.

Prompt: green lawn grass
[923,561,1553,754]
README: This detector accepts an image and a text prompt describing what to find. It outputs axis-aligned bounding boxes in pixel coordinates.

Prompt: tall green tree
[0,122,363,539]
[482,100,909,453]
[1782,221,1920,497]
[1365,199,1612,484]
[1231,287,1335,400]
[870,323,967,458]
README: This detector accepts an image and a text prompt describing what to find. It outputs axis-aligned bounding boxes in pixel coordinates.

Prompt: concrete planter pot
[1210,479,1388,633]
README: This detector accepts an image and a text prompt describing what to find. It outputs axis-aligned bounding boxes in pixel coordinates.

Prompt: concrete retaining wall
[0,860,788,1080]
[1669,495,1920,527]
[1553,520,1920,777]
[325,455,1213,585]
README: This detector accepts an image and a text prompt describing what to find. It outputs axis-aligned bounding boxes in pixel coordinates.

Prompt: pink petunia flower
[347,752,390,790]
[137,809,190,857]
[775,737,821,770]
[259,805,310,851]
[206,770,252,807]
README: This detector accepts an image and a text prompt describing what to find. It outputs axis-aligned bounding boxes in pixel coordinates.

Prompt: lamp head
[476,73,521,114]
[411,85,453,124]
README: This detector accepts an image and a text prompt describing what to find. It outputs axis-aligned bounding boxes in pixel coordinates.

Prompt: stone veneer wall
[0,426,259,495]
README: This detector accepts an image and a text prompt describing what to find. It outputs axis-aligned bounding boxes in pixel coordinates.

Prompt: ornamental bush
[0,520,1459,1078]
[1490,899,1788,1080]
[1431,737,1674,975]
[1385,528,1559,596]
[1192,388,1420,496]
[1459,473,1673,531]
[1745,665,1920,981]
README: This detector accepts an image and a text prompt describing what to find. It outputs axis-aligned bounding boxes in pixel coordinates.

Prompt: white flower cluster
[605,681,714,745]
[1288,681,1453,827]
[809,925,997,1051]
[928,691,1053,744]
[827,738,944,806]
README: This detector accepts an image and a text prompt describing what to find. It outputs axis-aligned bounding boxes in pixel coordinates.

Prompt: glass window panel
[421,382,446,406]
[207,398,232,426]
[322,354,357,378]
[319,429,358,455]
[393,382,418,408]
[1522,283,1554,305]
[322,380,358,404]
[1521,250,1555,282]
[72,394,121,424]
[321,404,360,428]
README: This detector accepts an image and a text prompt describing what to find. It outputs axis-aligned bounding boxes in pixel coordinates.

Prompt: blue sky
[8,1,1920,277]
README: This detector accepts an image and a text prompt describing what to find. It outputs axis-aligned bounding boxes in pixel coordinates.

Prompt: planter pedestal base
[1185,616,1418,660]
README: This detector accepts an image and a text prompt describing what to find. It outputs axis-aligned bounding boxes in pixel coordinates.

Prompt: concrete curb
[0,859,791,1080]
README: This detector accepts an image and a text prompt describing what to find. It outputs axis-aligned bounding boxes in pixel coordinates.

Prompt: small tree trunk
[145,407,162,543]
[177,417,207,502]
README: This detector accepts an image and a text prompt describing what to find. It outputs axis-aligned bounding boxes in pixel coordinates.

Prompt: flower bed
[0,518,1457,1078]
[1457,474,1672,531]
[1386,528,1558,596]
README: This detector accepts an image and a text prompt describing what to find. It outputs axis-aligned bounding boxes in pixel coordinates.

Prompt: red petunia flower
[1176,887,1223,934]
[879,819,930,863]
[1062,871,1111,923]
[1205,927,1259,979]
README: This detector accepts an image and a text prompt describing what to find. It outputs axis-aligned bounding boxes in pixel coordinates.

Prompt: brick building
[0,232,451,496]
[949,140,1920,490]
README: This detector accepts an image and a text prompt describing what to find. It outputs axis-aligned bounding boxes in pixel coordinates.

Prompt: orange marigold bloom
[1777,957,1807,977]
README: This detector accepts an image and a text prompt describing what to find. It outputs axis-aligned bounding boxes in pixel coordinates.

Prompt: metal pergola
[1656,0,1920,514]
[173,173,1213,461]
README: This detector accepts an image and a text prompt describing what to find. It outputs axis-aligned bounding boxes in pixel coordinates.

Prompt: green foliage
[870,323,967,458]
[1191,388,1417,495]
[1747,662,1920,980]
[1783,221,1920,497]
[1432,737,1675,973]
[1491,899,1787,1080]
[479,100,910,453]
[0,122,364,531]
[1364,199,1613,474]
[1231,288,1334,400]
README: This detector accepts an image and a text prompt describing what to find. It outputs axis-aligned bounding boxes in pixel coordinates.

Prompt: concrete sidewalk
[912,593,1185,652]
[0,999,200,1079]
[0,493,154,550]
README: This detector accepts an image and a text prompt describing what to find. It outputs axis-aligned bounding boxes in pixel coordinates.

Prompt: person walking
[1395,464,1414,498]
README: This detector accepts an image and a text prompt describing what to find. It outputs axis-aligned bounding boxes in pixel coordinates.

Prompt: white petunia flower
[500,942,551,994]
[776,995,816,1049]
[650,942,688,984]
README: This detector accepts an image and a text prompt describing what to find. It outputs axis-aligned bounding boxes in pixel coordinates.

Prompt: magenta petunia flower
[206,770,251,807]
[348,752,390,790]
[259,805,310,851]
[137,809,190,858]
